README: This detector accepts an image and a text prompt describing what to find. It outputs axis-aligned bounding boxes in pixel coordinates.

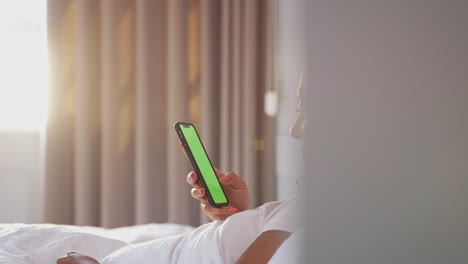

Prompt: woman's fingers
[186,172,202,188]
[186,167,243,221]
[214,167,225,178]
[191,187,207,200]
[200,203,238,217]
[191,188,211,206]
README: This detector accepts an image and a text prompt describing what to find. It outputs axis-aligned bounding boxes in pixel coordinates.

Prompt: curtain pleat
[44,0,76,225]
[258,0,277,204]
[242,0,260,207]
[45,0,275,228]
[199,0,221,224]
[134,0,168,225]
[220,0,232,172]
[100,0,136,228]
[166,0,199,225]
[219,0,265,207]
[75,0,101,226]
[231,0,242,174]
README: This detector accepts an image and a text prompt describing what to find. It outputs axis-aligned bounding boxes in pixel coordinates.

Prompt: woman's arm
[236,230,291,264]
[56,252,100,264]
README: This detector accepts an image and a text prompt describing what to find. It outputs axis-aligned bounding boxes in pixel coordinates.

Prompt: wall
[304,0,468,263]
[275,0,306,199]
[0,131,43,223]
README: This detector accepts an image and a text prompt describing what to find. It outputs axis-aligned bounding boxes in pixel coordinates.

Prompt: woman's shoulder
[256,194,300,233]
[219,193,298,229]
[257,194,297,213]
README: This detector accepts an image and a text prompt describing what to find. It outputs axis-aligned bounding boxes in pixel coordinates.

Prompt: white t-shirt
[101,195,299,264]
[218,195,298,263]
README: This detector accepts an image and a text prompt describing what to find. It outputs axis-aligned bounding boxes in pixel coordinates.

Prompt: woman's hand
[57,252,100,264]
[180,143,250,220]
[187,169,250,221]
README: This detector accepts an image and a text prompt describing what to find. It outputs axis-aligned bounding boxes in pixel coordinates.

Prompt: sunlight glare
[0,0,48,131]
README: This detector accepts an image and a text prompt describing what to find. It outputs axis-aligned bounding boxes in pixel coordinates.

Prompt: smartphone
[174,122,229,208]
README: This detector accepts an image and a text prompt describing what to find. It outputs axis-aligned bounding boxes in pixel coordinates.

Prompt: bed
[0,223,302,263]
[0,223,194,263]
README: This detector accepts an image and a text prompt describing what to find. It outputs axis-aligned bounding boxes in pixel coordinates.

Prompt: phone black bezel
[174,122,229,208]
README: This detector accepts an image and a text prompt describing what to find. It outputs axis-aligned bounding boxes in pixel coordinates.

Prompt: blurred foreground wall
[303,0,468,263]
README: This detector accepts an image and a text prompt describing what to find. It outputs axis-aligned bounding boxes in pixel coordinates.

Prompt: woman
[57,83,305,264]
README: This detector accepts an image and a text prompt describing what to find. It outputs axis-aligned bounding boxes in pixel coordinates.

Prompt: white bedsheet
[0,223,195,264]
[0,197,300,263]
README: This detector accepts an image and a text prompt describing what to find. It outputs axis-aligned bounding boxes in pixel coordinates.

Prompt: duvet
[0,223,194,264]
[0,196,301,263]
[0,223,302,264]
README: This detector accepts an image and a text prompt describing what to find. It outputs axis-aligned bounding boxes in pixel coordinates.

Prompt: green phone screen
[180,125,228,204]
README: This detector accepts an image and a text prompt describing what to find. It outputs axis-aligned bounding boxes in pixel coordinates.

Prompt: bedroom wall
[303,0,468,263]
[0,132,43,223]
[275,0,306,199]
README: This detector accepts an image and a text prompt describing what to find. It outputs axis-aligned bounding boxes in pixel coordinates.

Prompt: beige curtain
[44,0,275,228]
